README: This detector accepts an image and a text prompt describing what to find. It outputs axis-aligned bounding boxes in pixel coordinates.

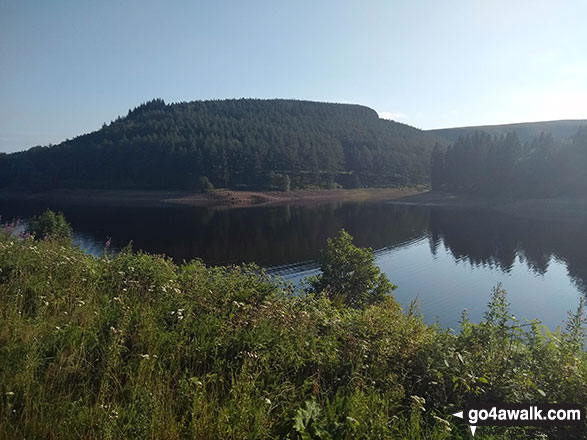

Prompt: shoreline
[0,187,425,209]
[4,188,585,220]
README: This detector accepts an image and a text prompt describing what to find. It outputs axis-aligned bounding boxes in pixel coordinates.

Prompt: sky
[1,0,586,152]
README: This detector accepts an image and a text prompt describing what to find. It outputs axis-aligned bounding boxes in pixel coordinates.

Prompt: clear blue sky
[1,0,586,152]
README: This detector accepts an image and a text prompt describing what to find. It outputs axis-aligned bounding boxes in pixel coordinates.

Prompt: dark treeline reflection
[0,200,429,267]
[2,200,587,295]
[428,208,587,294]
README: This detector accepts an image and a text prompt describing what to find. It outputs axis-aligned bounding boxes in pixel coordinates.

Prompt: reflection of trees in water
[428,208,587,295]
[4,199,586,295]
[144,203,432,266]
[2,201,430,267]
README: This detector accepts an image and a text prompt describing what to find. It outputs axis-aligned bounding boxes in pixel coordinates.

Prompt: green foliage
[0,99,438,192]
[279,174,291,192]
[293,400,337,440]
[432,126,587,198]
[0,226,585,439]
[26,209,73,243]
[198,175,214,191]
[308,229,396,309]
[269,172,291,191]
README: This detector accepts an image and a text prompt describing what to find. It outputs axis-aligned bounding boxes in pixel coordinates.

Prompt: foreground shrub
[308,229,397,309]
[25,209,73,243]
[0,228,585,439]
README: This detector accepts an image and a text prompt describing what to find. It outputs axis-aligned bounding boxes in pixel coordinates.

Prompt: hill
[429,119,587,143]
[0,99,440,192]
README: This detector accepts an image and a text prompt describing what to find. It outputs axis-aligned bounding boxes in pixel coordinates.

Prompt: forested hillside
[0,99,439,191]
[429,119,587,144]
[431,127,587,198]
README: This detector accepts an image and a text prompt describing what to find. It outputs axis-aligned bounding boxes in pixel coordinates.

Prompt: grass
[0,227,585,439]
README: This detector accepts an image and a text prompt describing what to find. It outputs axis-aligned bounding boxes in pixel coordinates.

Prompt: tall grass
[0,229,585,439]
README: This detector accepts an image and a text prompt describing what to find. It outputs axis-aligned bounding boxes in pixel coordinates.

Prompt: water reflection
[1,199,586,308]
[428,208,587,294]
[0,200,429,266]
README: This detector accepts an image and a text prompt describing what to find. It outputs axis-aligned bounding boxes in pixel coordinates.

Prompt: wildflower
[242,351,259,359]
[433,415,451,432]
[410,395,426,412]
[105,237,111,250]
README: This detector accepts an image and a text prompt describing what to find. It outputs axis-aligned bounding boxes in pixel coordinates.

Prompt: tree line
[431,126,587,198]
[0,98,438,191]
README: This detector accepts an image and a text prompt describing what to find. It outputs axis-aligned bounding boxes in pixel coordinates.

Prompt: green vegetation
[308,229,396,309]
[0,221,585,439]
[25,209,73,243]
[198,176,214,192]
[0,99,439,192]
[431,127,587,198]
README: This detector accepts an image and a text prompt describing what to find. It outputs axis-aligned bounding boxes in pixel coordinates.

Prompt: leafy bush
[26,209,73,243]
[308,229,396,308]
[198,175,214,191]
[269,172,291,191]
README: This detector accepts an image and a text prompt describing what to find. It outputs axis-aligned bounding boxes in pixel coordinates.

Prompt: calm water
[1,199,585,331]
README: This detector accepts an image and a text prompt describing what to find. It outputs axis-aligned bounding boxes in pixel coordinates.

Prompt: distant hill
[0,99,439,191]
[428,119,587,144]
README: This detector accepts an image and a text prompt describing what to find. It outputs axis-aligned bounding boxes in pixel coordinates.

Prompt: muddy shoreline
[0,187,424,209]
